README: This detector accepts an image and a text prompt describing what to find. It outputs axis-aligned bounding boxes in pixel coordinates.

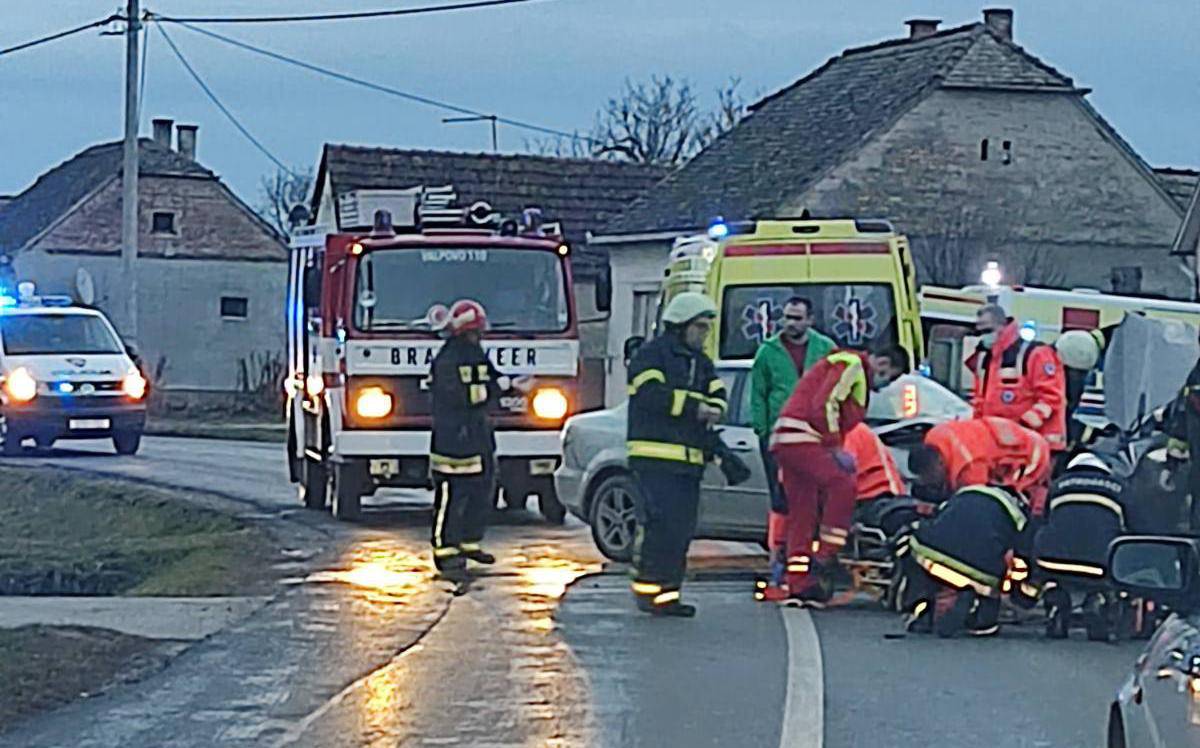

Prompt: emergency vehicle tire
[589,473,640,562]
[286,418,301,484]
[538,491,566,525]
[34,436,55,451]
[113,430,141,456]
[1,436,23,456]
[299,458,328,510]
[331,463,362,521]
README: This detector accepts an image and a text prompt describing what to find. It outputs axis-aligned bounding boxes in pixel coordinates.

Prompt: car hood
[3,353,132,381]
[565,402,627,433]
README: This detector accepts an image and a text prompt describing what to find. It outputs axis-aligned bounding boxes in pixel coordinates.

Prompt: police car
[0,284,147,455]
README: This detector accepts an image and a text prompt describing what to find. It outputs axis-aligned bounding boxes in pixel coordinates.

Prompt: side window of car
[715,370,752,427]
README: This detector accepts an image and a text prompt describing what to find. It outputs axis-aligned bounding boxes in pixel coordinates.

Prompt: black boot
[651,601,697,618]
[463,548,496,565]
[936,590,976,639]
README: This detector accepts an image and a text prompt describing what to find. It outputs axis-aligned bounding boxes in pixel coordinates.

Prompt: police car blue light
[0,294,15,308]
[707,219,729,240]
[57,382,75,394]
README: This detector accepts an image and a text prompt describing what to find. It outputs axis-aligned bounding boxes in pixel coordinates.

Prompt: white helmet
[1054,329,1102,371]
[661,292,717,326]
[1067,452,1112,474]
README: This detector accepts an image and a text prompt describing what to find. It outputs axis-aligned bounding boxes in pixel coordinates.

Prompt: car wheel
[299,457,328,510]
[34,436,55,451]
[113,430,142,456]
[331,462,362,521]
[1107,703,1126,748]
[588,473,640,562]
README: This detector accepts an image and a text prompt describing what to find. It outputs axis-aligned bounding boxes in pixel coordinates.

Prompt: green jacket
[750,330,837,439]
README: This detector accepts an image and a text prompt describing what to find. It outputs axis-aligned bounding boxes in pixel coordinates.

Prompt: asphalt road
[2,436,1148,746]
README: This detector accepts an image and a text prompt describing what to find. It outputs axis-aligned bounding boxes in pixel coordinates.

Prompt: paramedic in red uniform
[760,347,909,605]
[969,304,1067,455]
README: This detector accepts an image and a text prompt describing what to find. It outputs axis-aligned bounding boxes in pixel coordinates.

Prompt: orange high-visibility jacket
[925,416,1051,495]
[967,321,1066,451]
[844,423,905,501]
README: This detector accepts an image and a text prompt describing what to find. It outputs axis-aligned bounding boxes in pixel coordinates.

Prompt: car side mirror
[1109,535,1200,613]
[595,265,612,314]
[623,335,645,365]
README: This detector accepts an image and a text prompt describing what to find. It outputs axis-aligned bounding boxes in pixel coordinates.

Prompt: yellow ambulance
[659,218,924,364]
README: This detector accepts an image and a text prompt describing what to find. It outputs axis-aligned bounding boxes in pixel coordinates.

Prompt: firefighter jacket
[770,350,871,450]
[909,485,1028,596]
[967,321,1067,451]
[626,332,727,477]
[844,423,905,501]
[925,417,1051,495]
[1167,358,1200,464]
[1034,464,1126,576]
[430,335,505,476]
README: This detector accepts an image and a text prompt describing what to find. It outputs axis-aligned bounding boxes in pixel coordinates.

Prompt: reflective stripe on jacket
[770,350,870,450]
[967,321,1067,451]
[911,484,1029,596]
[430,335,504,475]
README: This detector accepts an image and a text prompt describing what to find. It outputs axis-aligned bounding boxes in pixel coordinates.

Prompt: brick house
[0,120,287,400]
[593,9,1195,405]
[308,144,667,409]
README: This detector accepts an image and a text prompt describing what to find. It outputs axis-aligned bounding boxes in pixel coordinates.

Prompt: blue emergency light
[0,294,15,308]
[1019,320,1038,342]
[707,218,729,240]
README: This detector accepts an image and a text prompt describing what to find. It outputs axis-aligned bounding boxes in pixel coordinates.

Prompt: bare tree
[257,167,314,239]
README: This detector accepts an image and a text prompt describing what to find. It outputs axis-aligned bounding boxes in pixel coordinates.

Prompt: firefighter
[907,416,1052,512]
[970,305,1067,454]
[626,292,727,617]
[750,297,836,588]
[903,483,1030,637]
[1031,452,1127,630]
[1166,342,1200,533]
[758,346,909,605]
[429,299,528,579]
[1054,328,1107,455]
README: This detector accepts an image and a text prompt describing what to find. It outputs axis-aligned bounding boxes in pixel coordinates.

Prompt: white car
[555,362,972,560]
[0,293,148,455]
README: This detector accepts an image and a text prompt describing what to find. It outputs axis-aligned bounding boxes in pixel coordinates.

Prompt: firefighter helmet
[1054,329,1102,371]
[661,292,717,326]
[446,299,488,335]
[1066,452,1112,474]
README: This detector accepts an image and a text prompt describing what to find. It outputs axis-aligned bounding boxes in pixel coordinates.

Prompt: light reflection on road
[304,540,429,605]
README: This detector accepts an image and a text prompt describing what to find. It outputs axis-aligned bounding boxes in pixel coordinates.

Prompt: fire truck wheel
[299,458,328,510]
[538,491,566,525]
[331,463,363,521]
[113,430,142,456]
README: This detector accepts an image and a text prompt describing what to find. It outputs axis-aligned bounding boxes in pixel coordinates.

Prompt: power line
[150,0,548,25]
[0,14,120,58]
[167,20,596,144]
[154,23,299,176]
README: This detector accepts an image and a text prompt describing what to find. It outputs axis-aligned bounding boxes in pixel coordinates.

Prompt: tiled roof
[315,145,668,271]
[0,139,213,254]
[1154,168,1200,211]
[602,22,1080,236]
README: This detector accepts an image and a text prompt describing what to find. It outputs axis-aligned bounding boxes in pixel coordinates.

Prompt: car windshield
[354,247,570,333]
[866,375,973,423]
[0,313,124,355]
[720,283,898,360]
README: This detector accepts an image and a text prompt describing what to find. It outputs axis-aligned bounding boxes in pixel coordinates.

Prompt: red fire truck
[285,190,607,522]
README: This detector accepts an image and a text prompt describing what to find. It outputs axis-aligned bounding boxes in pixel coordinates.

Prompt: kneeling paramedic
[903,484,1030,637]
[429,300,529,578]
[761,347,909,605]
[626,292,727,617]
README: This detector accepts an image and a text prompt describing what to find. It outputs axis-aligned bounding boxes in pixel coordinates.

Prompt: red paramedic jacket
[967,321,1067,452]
[770,350,871,451]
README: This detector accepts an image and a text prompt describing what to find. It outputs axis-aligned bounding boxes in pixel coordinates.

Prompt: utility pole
[121,0,140,342]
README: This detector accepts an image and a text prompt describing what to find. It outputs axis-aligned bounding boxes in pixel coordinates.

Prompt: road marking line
[781,608,823,748]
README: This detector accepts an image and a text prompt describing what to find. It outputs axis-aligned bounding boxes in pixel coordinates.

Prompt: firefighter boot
[461,544,496,565]
[936,590,977,639]
[966,597,1001,637]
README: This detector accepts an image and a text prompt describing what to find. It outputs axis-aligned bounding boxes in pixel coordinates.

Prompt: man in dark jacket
[1166,347,1200,533]
[626,292,727,617]
[429,299,527,578]
[902,484,1029,637]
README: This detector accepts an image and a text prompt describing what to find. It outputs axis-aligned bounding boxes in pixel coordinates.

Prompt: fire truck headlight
[531,387,569,421]
[355,386,393,419]
[123,371,148,400]
[5,367,37,403]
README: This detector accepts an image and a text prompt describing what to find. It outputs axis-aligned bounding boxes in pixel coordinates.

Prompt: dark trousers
[631,467,700,605]
[431,470,494,570]
[760,441,787,514]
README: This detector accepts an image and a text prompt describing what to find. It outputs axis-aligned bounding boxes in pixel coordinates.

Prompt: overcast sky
[2,1,1197,208]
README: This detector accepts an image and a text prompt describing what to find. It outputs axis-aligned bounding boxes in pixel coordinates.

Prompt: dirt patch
[0,466,280,596]
[0,625,174,730]
[144,415,285,444]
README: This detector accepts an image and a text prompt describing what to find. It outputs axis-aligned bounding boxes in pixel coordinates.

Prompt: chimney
[152,118,174,149]
[904,19,941,40]
[176,124,198,161]
[983,8,1013,41]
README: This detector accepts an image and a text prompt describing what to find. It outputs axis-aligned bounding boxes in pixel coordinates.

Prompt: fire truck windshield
[354,247,570,333]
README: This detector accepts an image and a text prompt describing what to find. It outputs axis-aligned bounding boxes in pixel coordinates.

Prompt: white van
[0,288,147,455]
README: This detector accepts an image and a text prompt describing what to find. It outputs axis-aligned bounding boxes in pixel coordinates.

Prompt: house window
[220,296,249,320]
[1002,140,1013,165]
[151,211,177,234]
[630,288,660,339]
[980,138,989,161]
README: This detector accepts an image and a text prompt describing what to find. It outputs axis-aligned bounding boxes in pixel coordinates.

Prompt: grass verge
[143,416,286,444]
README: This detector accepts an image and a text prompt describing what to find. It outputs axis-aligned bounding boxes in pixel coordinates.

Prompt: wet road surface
[3,437,1151,746]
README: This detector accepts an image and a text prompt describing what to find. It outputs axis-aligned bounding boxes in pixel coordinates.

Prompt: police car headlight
[531,387,569,421]
[123,371,148,400]
[355,386,393,419]
[5,367,37,403]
